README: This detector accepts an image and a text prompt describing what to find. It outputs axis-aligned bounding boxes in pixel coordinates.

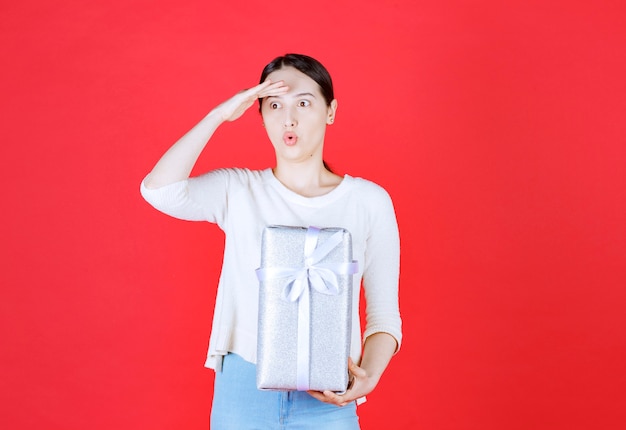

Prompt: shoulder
[344,176,398,225]
[347,176,394,203]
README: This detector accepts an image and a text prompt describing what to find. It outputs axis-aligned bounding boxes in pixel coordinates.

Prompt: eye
[269,101,281,109]
[298,100,311,107]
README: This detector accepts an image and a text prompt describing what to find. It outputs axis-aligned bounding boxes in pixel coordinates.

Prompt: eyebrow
[266,92,317,99]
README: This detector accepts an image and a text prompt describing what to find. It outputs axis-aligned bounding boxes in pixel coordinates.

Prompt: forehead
[266,66,322,96]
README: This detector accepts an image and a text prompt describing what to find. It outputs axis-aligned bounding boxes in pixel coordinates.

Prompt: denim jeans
[210,353,360,429]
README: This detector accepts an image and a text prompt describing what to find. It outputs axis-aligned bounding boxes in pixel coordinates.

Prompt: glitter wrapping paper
[256,226,357,393]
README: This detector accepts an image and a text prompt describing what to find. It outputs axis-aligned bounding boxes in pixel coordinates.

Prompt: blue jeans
[210,353,360,429]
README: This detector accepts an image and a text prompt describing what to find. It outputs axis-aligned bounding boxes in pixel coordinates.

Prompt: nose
[283,109,297,128]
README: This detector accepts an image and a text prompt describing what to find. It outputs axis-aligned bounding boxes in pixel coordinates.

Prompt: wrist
[205,108,227,124]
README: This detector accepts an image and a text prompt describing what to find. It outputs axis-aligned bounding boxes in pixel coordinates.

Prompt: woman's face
[261,66,337,165]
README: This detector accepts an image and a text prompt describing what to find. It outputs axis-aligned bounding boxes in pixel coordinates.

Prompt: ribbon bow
[256,226,359,391]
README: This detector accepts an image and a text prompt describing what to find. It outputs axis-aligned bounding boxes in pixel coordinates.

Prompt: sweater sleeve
[361,183,402,351]
[139,168,235,227]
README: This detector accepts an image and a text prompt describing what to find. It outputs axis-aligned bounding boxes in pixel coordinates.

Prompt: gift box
[255,226,359,393]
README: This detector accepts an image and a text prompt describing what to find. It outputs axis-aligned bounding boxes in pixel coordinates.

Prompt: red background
[2,1,625,429]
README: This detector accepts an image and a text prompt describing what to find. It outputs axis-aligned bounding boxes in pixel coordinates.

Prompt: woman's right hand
[143,80,288,189]
[213,80,289,122]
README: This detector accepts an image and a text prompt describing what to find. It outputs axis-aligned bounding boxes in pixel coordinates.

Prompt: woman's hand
[213,80,289,122]
[307,333,398,407]
[143,79,288,189]
[307,358,379,407]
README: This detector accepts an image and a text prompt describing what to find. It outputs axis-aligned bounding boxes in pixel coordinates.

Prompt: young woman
[141,54,401,429]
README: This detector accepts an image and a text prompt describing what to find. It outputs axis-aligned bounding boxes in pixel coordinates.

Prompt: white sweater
[140,168,401,370]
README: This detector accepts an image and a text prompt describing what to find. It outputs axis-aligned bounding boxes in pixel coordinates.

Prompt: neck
[273,160,342,198]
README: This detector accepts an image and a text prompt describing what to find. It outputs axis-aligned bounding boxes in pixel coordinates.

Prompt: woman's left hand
[307,358,379,407]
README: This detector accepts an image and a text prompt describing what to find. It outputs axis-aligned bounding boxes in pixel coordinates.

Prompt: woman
[141,53,401,429]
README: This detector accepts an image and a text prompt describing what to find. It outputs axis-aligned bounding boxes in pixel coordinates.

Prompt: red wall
[2,1,625,429]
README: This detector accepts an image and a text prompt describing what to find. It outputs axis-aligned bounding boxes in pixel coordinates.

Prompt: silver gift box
[256,226,357,393]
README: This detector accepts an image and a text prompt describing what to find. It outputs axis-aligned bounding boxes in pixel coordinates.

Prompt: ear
[327,99,338,125]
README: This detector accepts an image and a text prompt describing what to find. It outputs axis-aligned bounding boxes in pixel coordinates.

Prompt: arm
[308,332,397,406]
[143,80,288,189]
[309,185,402,406]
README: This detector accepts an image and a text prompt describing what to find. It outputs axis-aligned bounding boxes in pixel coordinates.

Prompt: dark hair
[259,53,334,107]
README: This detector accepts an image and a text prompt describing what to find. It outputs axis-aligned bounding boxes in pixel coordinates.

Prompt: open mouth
[283,132,297,146]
